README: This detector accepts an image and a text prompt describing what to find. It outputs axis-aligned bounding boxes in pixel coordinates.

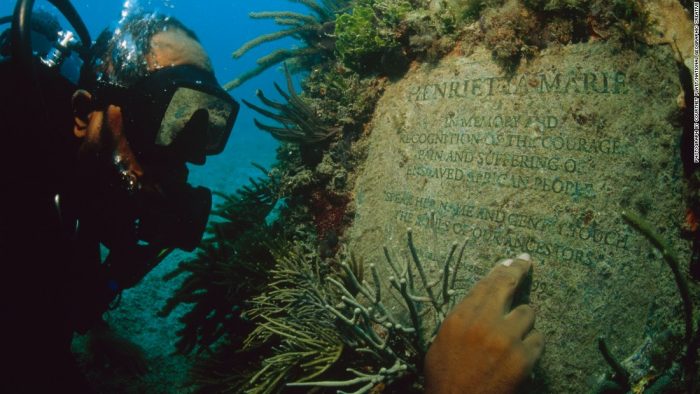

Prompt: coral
[282,165,318,195]
[481,0,540,72]
[540,17,574,45]
[206,2,684,392]
[287,229,469,393]
[316,150,349,192]
[522,0,654,47]
[470,0,656,74]
[403,7,459,64]
[243,64,341,145]
[446,0,506,22]
[302,63,386,134]
[194,229,469,393]
[224,0,350,90]
[588,0,654,48]
[158,165,281,355]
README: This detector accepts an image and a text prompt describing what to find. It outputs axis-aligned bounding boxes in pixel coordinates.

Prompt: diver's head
[89,13,213,86]
[72,13,238,253]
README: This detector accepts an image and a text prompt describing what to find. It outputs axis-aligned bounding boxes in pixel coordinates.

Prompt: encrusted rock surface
[347,41,691,392]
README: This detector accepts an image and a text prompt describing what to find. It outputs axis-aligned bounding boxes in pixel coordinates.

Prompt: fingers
[85,109,104,145]
[504,304,535,339]
[453,253,533,318]
[522,329,545,369]
[484,254,533,313]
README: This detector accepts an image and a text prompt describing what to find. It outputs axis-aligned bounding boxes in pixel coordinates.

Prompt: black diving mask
[94,64,239,164]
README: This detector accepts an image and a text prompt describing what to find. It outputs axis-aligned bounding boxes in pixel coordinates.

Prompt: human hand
[424,254,544,394]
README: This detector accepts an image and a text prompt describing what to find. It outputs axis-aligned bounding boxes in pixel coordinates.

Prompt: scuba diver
[0,1,238,392]
[0,1,542,393]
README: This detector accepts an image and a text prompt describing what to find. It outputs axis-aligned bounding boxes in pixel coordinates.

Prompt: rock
[346,41,690,392]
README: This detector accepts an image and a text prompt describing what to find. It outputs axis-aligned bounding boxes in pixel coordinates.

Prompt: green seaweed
[334,3,402,72]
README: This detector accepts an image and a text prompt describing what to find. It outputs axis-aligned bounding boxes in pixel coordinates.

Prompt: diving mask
[86,64,238,254]
[94,64,239,164]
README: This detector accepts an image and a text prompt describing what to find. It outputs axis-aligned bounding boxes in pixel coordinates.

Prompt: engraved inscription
[382,190,642,267]
[347,44,687,393]
[407,71,629,101]
[386,65,643,267]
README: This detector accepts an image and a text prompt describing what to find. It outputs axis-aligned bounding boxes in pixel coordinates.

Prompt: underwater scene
[1,0,700,393]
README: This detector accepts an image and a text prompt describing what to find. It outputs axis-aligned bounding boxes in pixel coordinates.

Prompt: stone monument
[347,42,691,391]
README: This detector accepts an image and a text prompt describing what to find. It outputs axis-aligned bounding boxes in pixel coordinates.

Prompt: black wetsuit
[0,55,110,393]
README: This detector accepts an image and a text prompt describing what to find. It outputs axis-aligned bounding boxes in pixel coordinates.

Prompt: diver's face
[71,28,213,189]
[69,30,216,250]
[73,28,211,177]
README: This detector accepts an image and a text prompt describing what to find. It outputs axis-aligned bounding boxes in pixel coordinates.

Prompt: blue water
[0,0,306,196]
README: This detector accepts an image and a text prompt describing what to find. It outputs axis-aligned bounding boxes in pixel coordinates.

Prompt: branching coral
[196,228,469,393]
[243,64,341,145]
[158,165,281,355]
[224,0,351,90]
[286,229,469,393]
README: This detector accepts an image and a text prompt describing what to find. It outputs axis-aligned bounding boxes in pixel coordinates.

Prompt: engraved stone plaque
[347,43,690,392]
